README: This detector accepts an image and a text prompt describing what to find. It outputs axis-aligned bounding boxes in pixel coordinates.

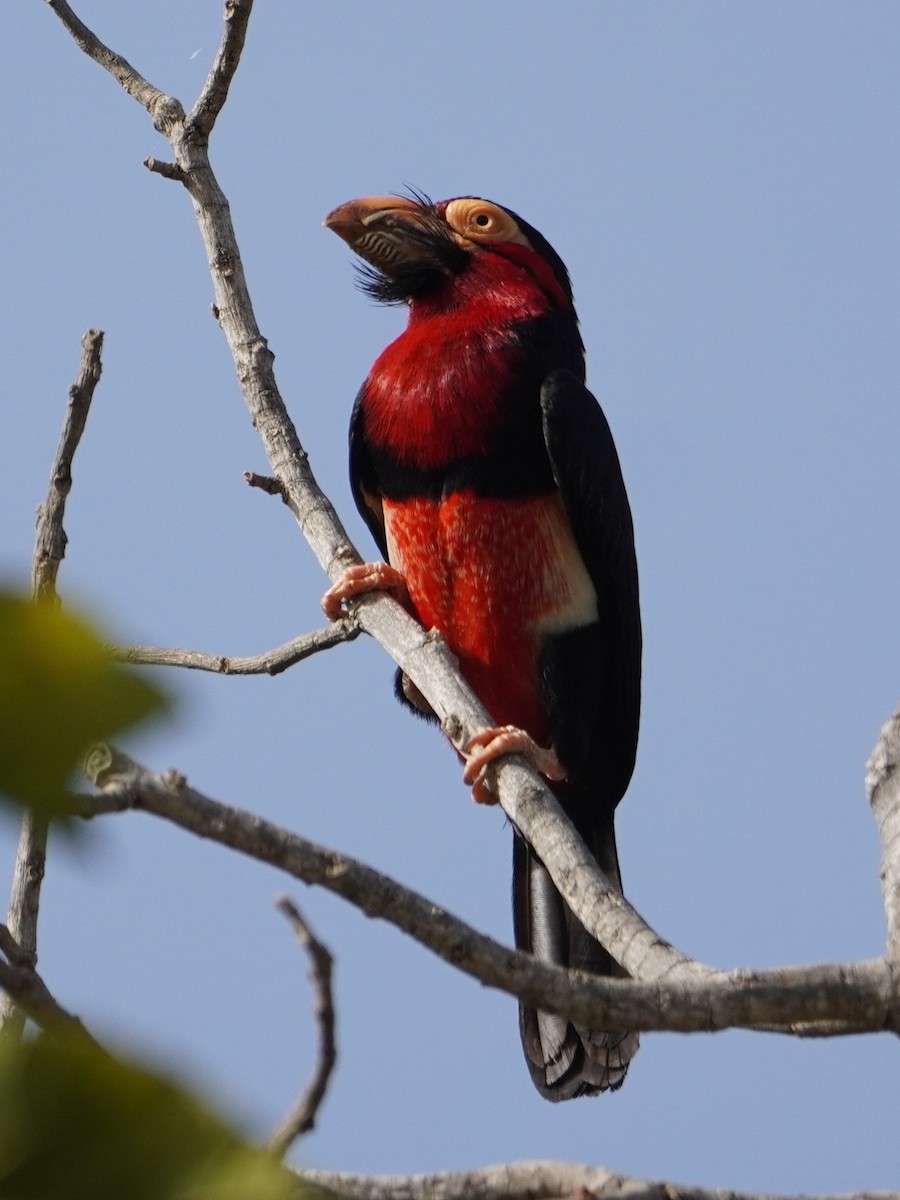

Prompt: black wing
[539,368,641,809]
[348,385,388,559]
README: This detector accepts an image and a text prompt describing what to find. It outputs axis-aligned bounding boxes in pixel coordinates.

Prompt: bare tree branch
[1,328,104,1038]
[0,814,48,1040]
[186,0,254,137]
[31,328,104,603]
[0,926,97,1045]
[114,619,359,676]
[299,1161,900,1200]
[79,746,899,1038]
[44,1,183,134]
[267,897,337,1158]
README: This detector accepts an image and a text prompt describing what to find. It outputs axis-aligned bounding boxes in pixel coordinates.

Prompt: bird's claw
[463,725,566,804]
[321,561,407,619]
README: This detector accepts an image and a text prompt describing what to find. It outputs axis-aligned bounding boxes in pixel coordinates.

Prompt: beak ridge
[323,195,422,244]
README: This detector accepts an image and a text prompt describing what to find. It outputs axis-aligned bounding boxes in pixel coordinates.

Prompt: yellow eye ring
[443,198,529,247]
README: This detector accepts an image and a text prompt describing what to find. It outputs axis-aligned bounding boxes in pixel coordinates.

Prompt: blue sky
[3,1,900,1192]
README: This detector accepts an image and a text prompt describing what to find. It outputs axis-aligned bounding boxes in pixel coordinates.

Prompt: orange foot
[463,725,567,805]
[321,561,407,619]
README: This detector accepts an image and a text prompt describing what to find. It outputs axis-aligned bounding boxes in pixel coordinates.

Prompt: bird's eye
[443,198,527,247]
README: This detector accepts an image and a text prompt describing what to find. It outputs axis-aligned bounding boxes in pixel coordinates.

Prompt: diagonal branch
[114,618,359,676]
[79,746,899,1037]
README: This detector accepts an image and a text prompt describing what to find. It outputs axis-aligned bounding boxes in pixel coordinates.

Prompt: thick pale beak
[324,194,465,286]
[323,195,423,249]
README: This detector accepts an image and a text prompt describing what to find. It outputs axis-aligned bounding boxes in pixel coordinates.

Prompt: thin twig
[114,619,359,676]
[268,897,337,1157]
[1,329,104,1038]
[79,746,900,1037]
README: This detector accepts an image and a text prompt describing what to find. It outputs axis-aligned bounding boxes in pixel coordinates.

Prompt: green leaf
[0,1036,319,1200]
[0,591,168,818]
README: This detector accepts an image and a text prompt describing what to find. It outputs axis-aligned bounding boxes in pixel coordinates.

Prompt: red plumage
[383,490,596,743]
[363,251,551,467]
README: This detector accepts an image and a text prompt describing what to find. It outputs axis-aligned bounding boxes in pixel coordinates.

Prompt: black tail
[512,810,638,1100]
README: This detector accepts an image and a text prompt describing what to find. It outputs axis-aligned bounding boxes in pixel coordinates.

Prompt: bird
[322,192,641,1100]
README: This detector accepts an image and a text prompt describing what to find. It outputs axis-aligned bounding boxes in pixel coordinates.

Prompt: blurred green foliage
[0,592,335,1195]
[0,1035,322,1199]
[0,591,168,818]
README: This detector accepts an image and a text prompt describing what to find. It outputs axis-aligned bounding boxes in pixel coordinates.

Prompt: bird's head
[324,192,574,312]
